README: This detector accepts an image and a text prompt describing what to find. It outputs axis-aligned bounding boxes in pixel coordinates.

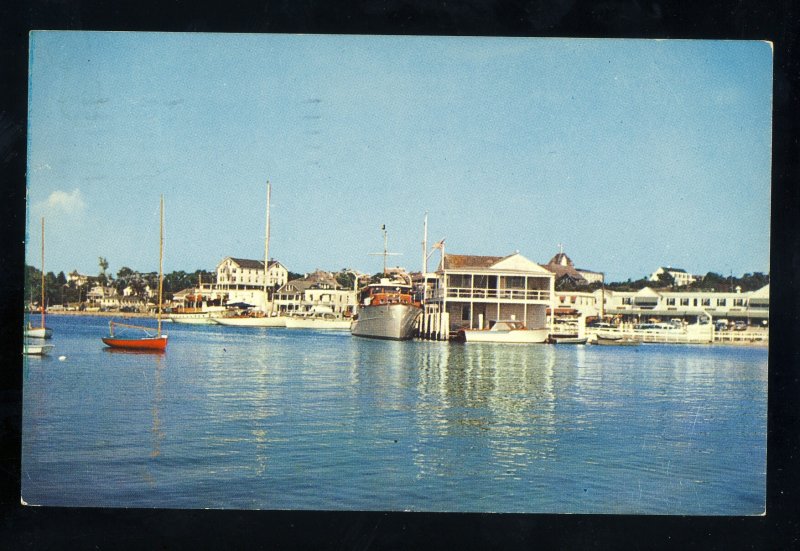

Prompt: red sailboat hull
[102,335,168,351]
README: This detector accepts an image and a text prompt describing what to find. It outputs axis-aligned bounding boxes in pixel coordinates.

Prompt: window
[717,298,726,306]
[462,305,470,320]
[680,298,690,306]
[622,297,633,305]
[701,298,711,306]
[666,298,676,306]
[734,298,745,307]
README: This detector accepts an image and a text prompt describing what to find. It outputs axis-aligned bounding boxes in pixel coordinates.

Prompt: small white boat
[214,312,287,327]
[285,307,352,330]
[460,320,548,344]
[549,335,588,345]
[595,334,641,346]
[168,309,225,325]
[23,343,54,355]
[24,325,53,339]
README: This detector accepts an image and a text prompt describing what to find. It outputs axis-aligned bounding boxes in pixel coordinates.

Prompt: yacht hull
[351,304,421,340]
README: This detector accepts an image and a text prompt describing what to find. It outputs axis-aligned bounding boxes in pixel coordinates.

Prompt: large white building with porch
[214,257,289,310]
[424,252,555,334]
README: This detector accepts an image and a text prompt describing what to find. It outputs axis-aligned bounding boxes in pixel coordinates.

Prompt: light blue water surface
[21,315,767,514]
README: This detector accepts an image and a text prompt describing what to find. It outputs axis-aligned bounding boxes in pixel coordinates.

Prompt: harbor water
[21,315,767,514]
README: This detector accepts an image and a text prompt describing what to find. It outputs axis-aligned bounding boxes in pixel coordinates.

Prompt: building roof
[221,257,283,270]
[660,266,688,273]
[277,270,341,293]
[543,256,588,283]
[442,254,505,270]
[441,252,552,275]
[548,252,574,267]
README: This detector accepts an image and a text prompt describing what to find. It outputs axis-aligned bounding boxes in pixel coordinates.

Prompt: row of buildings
[66,250,769,332]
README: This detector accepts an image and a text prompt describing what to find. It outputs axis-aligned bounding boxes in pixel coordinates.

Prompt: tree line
[24,262,217,307]
[555,271,770,293]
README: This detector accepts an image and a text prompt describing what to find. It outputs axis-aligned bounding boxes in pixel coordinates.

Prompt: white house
[68,270,90,287]
[214,257,289,310]
[274,270,357,316]
[426,252,555,332]
[649,266,698,287]
[86,285,120,310]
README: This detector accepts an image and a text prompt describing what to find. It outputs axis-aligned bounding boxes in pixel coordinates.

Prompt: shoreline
[32,311,769,348]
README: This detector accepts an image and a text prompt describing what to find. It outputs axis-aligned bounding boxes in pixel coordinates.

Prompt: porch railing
[431,287,550,301]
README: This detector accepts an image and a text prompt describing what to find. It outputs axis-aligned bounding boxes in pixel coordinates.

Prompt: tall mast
[263,180,271,308]
[422,212,428,275]
[157,195,164,337]
[369,224,400,275]
[40,217,45,327]
[382,225,388,275]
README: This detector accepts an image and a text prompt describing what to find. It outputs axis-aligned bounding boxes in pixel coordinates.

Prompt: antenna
[369,224,401,274]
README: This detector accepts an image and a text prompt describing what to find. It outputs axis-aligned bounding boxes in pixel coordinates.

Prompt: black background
[1,1,798,549]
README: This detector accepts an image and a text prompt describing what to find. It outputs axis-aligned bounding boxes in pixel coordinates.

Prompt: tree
[117,266,134,280]
[335,271,356,289]
[98,257,110,286]
[655,271,675,288]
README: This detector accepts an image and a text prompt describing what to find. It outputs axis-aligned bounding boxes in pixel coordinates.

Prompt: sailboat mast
[263,180,271,309]
[422,212,428,276]
[382,225,388,275]
[41,217,45,327]
[157,195,164,336]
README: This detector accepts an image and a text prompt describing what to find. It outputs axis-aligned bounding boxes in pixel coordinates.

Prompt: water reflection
[150,354,164,459]
[410,343,559,480]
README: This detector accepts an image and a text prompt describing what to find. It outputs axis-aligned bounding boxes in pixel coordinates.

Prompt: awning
[226,302,254,309]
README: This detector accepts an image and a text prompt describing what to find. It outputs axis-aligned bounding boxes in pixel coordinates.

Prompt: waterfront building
[595,284,770,326]
[552,290,601,318]
[425,252,555,334]
[274,270,357,317]
[214,257,289,309]
[86,285,120,311]
[648,266,699,287]
[542,251,604,286]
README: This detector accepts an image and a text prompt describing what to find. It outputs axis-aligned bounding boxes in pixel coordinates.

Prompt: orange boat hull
[102,336,168,351]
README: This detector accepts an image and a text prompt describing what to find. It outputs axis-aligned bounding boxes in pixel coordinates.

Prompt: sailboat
[102,196,168,351]
[215,180,287,328]
[25,218,53,339]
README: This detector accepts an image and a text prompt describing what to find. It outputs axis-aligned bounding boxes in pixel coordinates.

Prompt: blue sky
[26,33,772,282]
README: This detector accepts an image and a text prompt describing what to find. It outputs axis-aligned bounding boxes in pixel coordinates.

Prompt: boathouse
[424,252,555,337]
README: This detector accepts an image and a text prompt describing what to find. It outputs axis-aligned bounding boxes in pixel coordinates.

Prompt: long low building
[545,284,769,326]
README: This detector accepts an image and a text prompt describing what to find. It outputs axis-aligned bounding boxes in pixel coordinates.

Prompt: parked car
[734,321,748,331]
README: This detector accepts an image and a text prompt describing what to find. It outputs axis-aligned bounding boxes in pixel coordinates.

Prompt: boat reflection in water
[412,343,558,479]
[458,319,549,344]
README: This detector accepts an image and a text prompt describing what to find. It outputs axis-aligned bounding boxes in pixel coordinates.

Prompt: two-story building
[214,257,289,310]
[273,270,357,316]
[648,266,699,287]
[425,252,555,334]
[86,285,120,311]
